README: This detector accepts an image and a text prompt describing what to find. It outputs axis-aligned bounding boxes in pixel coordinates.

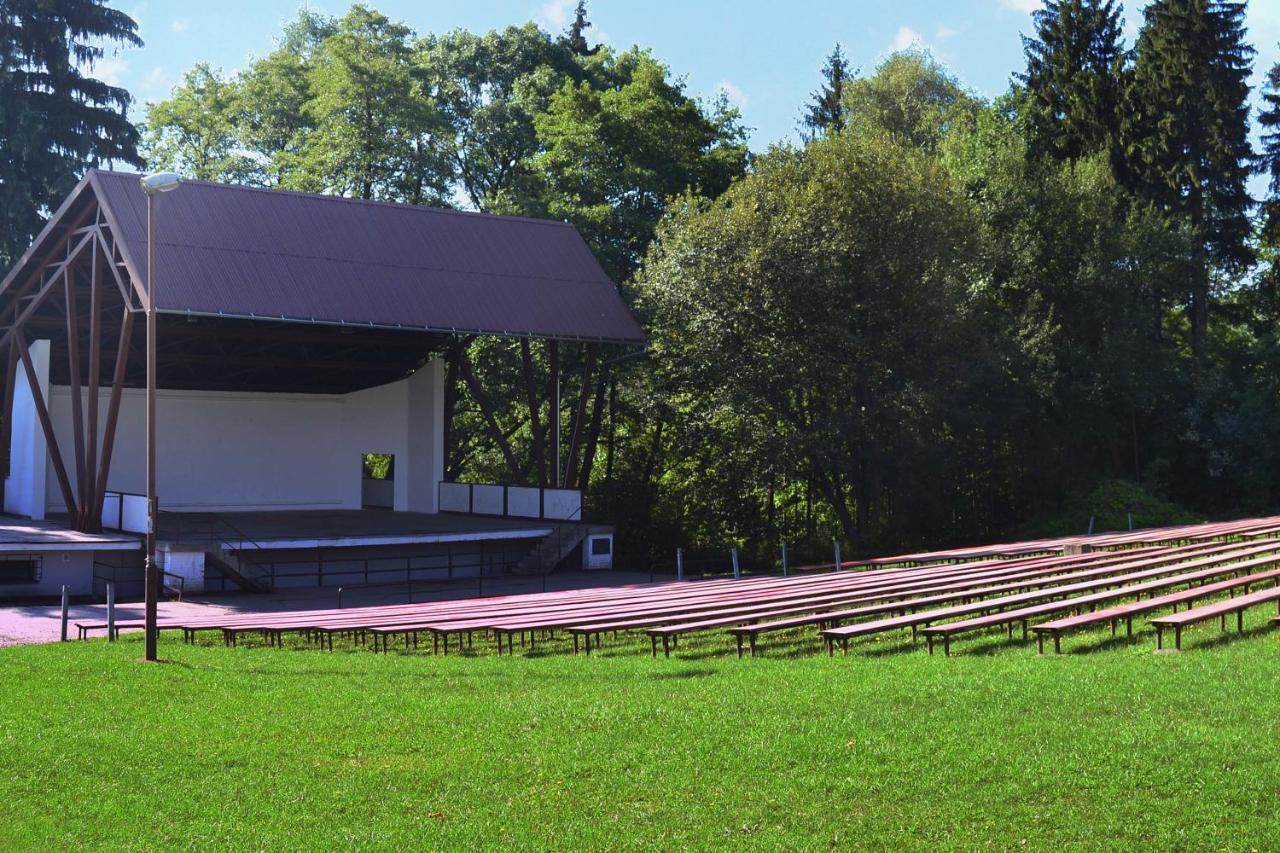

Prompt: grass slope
[1,614,1278,850]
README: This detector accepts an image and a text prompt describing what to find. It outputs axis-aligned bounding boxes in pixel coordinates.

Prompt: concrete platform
[0,515,139,552]
[147,510,558,551]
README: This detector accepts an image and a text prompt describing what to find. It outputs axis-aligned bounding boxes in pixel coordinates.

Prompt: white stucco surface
[4,349,445,518]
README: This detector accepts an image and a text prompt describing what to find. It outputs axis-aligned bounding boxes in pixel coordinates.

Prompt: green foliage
[1026,479,1199,537]
[800,43,850,140]
[143,64,259,183]
[0,0,143,267]
[843,48,979,151]
[1261,57,1280,247]
[531,48,748,282]
[4,632,1280,847]
[1018,0,1126,164]
[1123,0,1255,357]
[640,129,980,550]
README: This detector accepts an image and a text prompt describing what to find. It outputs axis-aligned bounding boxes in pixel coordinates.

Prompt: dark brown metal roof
[87,170,644,343]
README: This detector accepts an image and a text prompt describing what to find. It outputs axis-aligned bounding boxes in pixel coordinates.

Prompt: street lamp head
[139,172,182,195]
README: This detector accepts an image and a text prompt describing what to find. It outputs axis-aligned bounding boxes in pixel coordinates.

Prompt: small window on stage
[361,453,395,509]
[0,558,41,585]
[590,537,612,557]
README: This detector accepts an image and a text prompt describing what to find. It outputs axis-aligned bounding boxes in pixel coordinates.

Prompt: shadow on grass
[650,667,719,679]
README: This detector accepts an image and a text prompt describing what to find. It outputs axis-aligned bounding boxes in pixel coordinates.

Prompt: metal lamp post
[139,171,180,662]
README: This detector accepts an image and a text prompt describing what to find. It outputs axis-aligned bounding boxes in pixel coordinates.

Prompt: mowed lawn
[1,611,1279,850]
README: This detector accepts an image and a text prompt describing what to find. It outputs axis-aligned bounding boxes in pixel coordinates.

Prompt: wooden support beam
[0,229,97,355]
[13,328,78,520]
[457,348,523,484]
[94,229,137,308]
[91,307,135,527]
[85,242,103,531]
[64,263,87,526]
[548,340,560,487]
[564,343,599,487]
[0,333,16,482]
[520,339,547,487]
[442,345,460,479]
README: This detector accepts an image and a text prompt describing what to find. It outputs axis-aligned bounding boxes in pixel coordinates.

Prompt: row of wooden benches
[75,529,1280,657]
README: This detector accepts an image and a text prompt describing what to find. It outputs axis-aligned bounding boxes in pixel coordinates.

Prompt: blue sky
[96,0,1280,170]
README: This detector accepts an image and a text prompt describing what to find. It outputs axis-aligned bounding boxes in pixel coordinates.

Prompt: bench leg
[842,638,849,656]
[662,635,670,658]
[825,637,833,657]
[1022,620,1028,640]
[926,634,934,655]
[1238,609,1244,633]
[750,634,758,658]
[943,635,951,657]
[1175,626,1182,651]
[1126,617,1132,640]
[736,634,743,658]
[1156,626,1162,650]
[1036,633,1043,655]
[1053,634,1061,654]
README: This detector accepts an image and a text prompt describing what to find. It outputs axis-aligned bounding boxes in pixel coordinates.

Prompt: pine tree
[560,1,598,57]
[1124,0,1254,360]
[1260,58,1280,246]
[1018,0,1126,164]
[0,0,143,267]
[801,44,850,140]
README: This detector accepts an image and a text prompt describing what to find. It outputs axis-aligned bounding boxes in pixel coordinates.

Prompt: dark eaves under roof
[75,170,644,344]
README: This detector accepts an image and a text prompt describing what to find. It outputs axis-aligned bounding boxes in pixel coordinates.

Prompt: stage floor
[157,509,559,550]
[0,515,139,552]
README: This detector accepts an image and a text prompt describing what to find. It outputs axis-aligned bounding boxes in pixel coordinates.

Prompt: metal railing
[164,511,271,591]
[438,481,583,521]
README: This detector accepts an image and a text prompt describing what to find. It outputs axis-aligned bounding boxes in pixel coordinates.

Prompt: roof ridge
[90,169,577,230]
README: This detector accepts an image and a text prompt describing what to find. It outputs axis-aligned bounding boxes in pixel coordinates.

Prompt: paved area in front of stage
[0,570,663,647]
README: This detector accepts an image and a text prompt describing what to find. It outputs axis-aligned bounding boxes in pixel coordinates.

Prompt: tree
[844,49,978,151]
[235,11,337,186]
[0,0,142,267]
[1124,0,1254,361]
[532,48,748,283]
[801,43,850,140]
[1260,56,1280,246]
[639,131,981,549]
[560,1,599,57]
[298,5,450,202]
[417,23,580,210]
[1018,0,1127,165]
[143,64,260,183]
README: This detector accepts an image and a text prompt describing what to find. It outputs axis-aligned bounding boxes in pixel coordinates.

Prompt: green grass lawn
[1,611,1278,850]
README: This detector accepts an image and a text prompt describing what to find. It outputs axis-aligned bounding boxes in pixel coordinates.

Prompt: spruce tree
[560,1,598,57]
[1124,0,1254,360]
[0,0,143,267]
[1260,58,1280,246]
[1018,0,1126,164]
[801,44,850,140]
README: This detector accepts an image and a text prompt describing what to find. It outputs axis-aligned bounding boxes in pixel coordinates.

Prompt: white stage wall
[3,341,444,517]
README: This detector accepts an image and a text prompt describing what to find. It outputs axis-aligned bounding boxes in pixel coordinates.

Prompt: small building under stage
[0,171,643,600]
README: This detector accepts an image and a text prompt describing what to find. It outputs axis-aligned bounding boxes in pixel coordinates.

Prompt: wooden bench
[820,545,1280,656]
[1148,584,1280,650]
[919,553,1280,656]
[1031,567,1280,653]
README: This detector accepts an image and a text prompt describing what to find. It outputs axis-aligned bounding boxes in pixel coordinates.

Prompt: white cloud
[715,79,749,109]
[170,17,190,33]
[998,0,1042,13]
[936,24,960,41]
[143,67,168,90]
[539,0,573,30]
[90,56,127,85]
[890,26,923,52]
